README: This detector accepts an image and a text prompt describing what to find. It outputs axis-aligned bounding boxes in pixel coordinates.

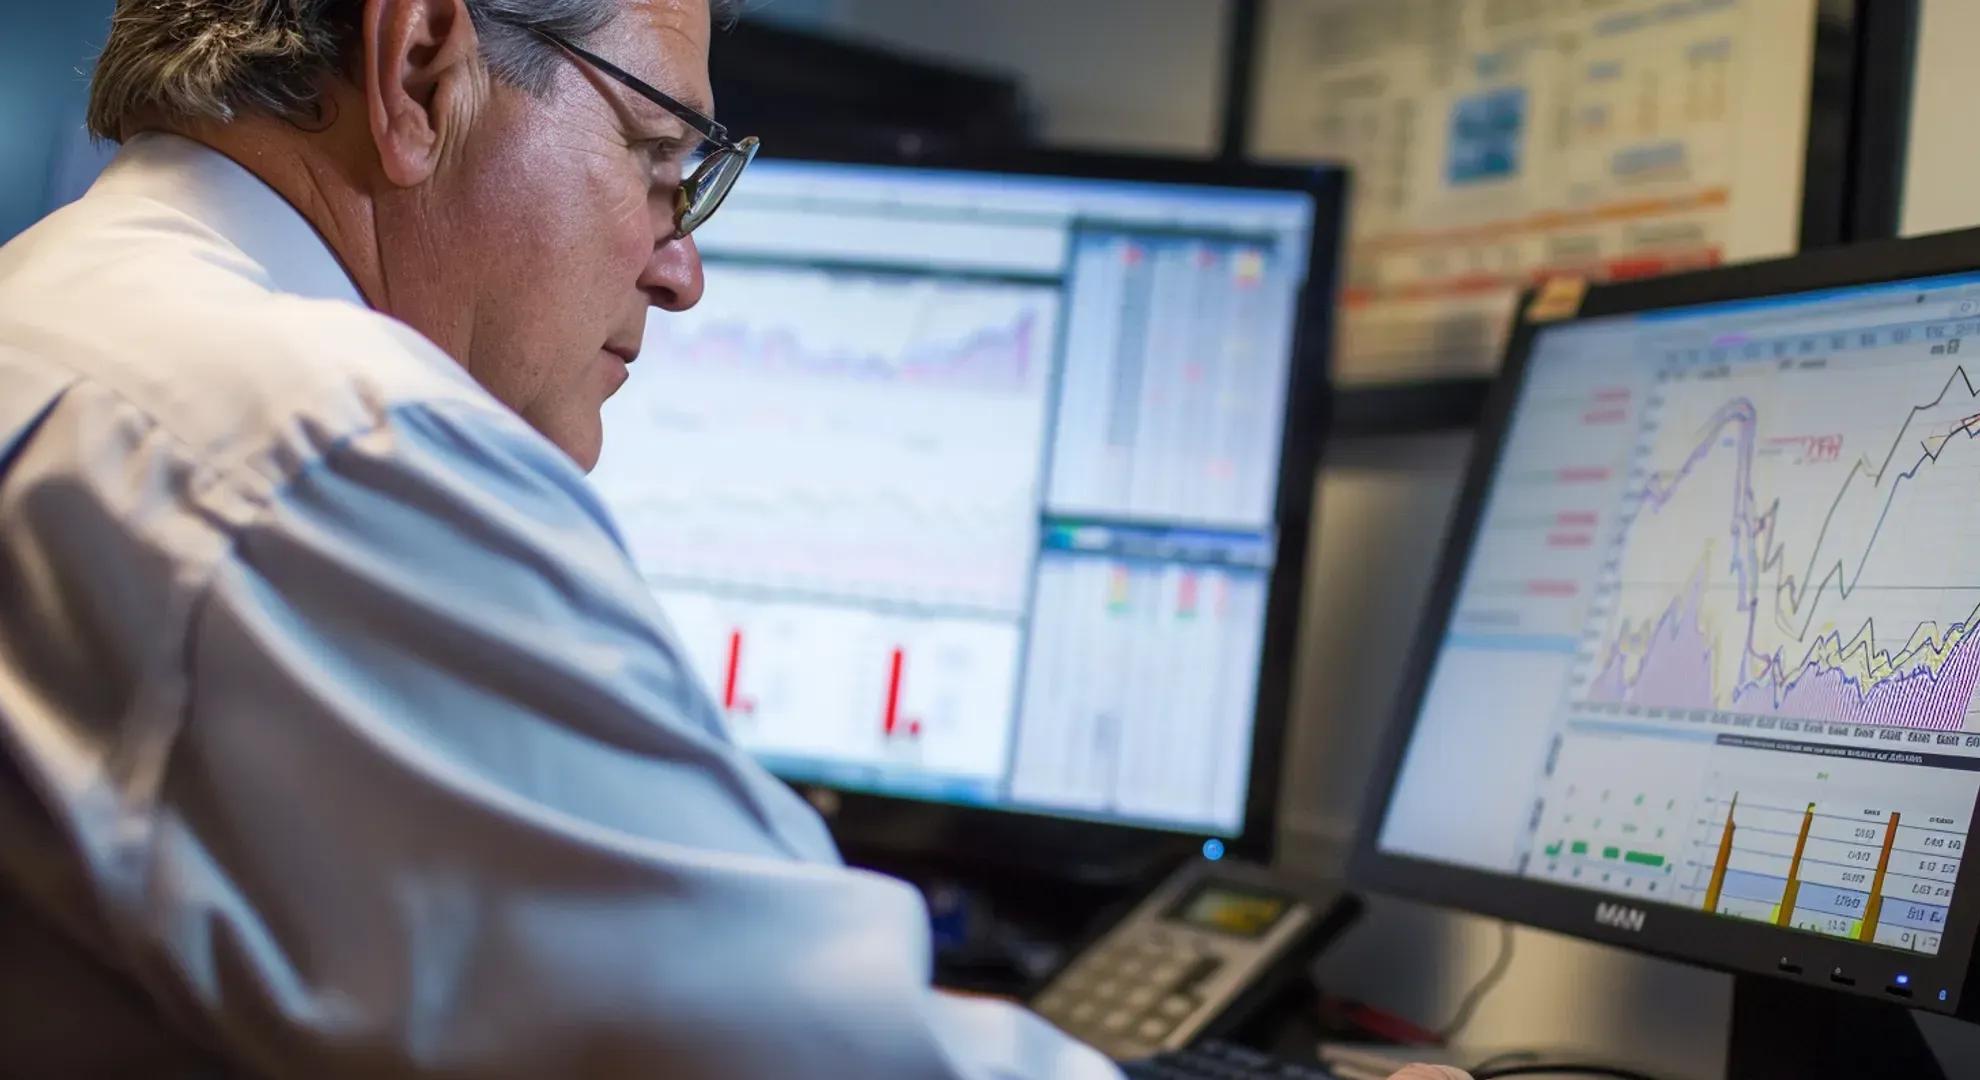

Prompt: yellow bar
[1859,811,1901,943]
[1776,803,1816,928]
[1703,794,1737,913]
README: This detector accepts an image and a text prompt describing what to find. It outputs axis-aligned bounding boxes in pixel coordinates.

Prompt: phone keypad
[1033,931,1225,1059]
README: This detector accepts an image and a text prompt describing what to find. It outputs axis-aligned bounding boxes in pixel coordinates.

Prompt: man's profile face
[442,0,711,470]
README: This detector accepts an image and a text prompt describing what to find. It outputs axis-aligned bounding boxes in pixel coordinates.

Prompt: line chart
[1577,363,1980,732]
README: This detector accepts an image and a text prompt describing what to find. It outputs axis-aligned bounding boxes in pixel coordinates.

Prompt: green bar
[1544,842,1563,857]
[1602,846,1622,860]
[1625,851,1665,868]
[1570,841,1589,856]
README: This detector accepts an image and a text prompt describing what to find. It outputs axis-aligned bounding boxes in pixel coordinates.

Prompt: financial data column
[1008,525,1271,834]
[1047,230,1299,531]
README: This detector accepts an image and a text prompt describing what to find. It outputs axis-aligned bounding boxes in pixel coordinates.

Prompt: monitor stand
[1727,976,1947,1080]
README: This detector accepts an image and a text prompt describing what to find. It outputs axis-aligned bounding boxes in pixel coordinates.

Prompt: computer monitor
[1354,231,1980,1076]
[591,149,1344,872]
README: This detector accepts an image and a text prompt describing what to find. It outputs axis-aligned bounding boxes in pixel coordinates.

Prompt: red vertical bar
[724,630,743,712]
[884,647,905,737]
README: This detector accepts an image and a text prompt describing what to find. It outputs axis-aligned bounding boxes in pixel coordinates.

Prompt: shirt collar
[96,132,369,309]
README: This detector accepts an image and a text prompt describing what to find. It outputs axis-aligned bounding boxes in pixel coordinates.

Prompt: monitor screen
[591,157,1320,837]
[1377,270,1980,960]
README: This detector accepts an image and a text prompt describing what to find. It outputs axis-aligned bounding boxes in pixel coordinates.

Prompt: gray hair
[87,0,739,141]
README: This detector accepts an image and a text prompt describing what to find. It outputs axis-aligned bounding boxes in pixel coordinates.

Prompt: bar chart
[1678,772,1970,954]
[657,589,1021,784]
[1530,775,1690,901]
[1529,729,1977,955]
[881,647,921,741]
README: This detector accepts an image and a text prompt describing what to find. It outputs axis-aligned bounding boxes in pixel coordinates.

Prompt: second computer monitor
[1357,237,1980,1020]
[591,152,1338,851]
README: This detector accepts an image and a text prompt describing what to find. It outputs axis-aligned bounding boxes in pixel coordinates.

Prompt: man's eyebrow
[623,75,717,136]
[608,59,712,120]
[614,90,706,150]
[669,90,715,121]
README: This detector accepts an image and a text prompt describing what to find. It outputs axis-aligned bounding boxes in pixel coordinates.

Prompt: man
[0,1,1464,1076]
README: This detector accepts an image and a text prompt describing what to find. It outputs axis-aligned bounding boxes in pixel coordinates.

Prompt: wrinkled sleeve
[149,400,1120,1079]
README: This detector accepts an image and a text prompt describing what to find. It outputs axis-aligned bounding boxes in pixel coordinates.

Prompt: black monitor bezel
[1350,226,1980,1019]
[702,141,1347,876]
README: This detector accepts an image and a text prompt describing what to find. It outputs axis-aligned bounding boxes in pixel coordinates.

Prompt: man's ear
[361,0,484,187]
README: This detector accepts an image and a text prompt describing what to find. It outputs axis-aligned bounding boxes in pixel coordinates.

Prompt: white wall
[1902,0,1980,236]
[743,0,1232,155]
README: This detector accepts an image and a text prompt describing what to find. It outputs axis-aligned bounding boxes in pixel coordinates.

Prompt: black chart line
[1611,365,1980,681]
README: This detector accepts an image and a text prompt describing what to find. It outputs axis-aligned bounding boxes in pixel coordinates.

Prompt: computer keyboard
[1123,1040,1338,1080]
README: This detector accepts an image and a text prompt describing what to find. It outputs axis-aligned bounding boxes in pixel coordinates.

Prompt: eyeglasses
[532,29,759,239]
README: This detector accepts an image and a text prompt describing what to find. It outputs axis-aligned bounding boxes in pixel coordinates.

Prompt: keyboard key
[1135,1016,1173,1042]
[1124,985,1161,1009]
[1121,1040,1340,1080]
[1209,1042,1271,1067]
[1157,992,1198,1019]
[1102,1009,1136,1034]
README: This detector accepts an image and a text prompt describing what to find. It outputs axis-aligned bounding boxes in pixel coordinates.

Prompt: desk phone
[1031,860,1357,1061]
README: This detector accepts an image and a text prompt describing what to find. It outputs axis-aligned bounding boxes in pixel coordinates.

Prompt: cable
[1471,1066,1669,1080]
[1435,920,1516,1043]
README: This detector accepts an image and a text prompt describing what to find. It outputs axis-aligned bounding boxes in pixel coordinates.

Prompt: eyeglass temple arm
[530,29,735,147]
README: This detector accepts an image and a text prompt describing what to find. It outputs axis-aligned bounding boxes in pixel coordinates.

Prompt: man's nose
[643,233,705,311]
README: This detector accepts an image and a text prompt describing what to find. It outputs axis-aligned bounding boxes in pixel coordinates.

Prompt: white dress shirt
[0,132,1121,1080]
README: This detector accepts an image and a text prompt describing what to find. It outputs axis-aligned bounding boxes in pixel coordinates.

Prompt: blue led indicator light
[1941,990,1951,1002]
[1202,839,1226,861]
[1897,974,1910,986]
